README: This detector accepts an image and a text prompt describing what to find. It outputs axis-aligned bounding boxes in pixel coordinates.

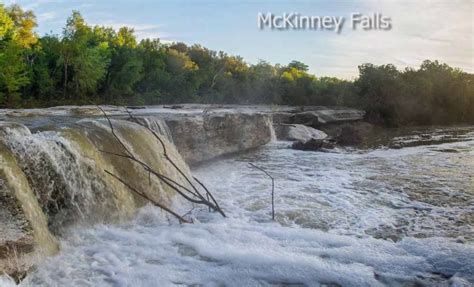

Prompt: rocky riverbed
[1,105,473,286]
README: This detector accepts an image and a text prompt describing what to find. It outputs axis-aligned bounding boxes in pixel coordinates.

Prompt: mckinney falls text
[257,12,392,33]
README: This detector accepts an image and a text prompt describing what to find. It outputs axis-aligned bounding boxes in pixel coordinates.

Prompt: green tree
[0,4,37,107]
[355,63,404,125]
[279,64,316,105]
[286,60,309,72]
[102,27,143,101]
[59,11,110,101]
[0,42,29,106]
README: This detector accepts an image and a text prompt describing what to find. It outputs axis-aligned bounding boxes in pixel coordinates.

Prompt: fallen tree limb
[97,106,226,222]
[125,108,225,217]
[105,170,191,223]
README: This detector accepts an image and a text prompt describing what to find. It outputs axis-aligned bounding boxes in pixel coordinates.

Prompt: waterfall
[128,116,175,143]
[2,119,192,230]
[0,119,194,277]
[267,116,277,142]
[0,142,58,275]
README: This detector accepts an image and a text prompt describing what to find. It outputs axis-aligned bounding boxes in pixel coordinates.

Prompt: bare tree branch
[104,170,192,223]
[125,107,226,217]
[97,106,226,221]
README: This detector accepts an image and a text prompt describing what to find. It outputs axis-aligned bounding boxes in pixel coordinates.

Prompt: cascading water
[128,116,175,143]
[0,109,473,286]
[0,141,58,276]
[0,118,195,279]
[266,117,277,142]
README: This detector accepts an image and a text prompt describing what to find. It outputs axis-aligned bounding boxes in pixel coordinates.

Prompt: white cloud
[324,0,473,79]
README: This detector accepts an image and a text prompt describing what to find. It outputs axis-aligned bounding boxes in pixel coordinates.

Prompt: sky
[3,0,472,79]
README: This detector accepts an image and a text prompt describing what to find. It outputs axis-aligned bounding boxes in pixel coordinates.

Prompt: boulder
[166,113,272,165]
[291,138,336,151]
[274,124,327,142]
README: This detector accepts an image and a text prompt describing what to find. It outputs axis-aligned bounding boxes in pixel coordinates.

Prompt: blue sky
[4,0,472,78]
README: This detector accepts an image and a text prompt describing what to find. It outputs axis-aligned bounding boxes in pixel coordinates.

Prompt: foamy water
[3,129,474,286]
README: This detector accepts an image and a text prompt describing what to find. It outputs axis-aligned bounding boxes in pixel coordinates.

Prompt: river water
[2,126,474,286]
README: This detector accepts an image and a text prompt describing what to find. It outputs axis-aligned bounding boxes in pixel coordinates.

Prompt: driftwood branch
[97,106,226,223]
[249,162,275,220]
[125,107,226,217]
[105,170,191,224]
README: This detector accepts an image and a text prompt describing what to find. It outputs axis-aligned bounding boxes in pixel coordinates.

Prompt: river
[2,125,472,286]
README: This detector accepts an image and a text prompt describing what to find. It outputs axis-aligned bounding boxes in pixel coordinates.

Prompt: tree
[0,42,29,106]
[279,64,316,105]
[102,27,143,100]
[28,36,61,104]
[249,60,280,104]
[5,4,37,48]
[135,38,169,103]
[287,60,309,72]
[355,63,404,125]
[0,4,37,107]
[59,11,110,100]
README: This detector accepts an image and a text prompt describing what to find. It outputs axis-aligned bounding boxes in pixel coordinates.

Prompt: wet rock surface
[0,122,31,138]
[0,141,58,280]
[166,113,273,165]
[274,124,327,142]
[273,108,365,126]
[1,105,474,286]
[0,177,35,258]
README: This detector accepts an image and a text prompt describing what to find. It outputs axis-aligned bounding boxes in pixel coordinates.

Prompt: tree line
[0,4,473,126]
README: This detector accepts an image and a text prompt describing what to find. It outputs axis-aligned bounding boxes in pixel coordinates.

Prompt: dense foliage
[0,5,473,126]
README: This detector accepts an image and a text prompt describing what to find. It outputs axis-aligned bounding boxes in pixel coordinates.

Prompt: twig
[249,163,275,220]
[104,170,191,223]
[125,107,226,217]
[97,106,226,220]
[180,206,196,218]
[97,106,133,157]
[193,176,225,217]
[125,109,202,198]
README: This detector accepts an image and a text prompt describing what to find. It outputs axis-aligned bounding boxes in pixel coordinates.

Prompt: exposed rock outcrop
[272,108,366,150]
[274,124,327,142]
[289,109,365,127]
[166,113,273,165]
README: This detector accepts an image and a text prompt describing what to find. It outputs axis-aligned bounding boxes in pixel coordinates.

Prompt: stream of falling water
[1,127,473,286]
